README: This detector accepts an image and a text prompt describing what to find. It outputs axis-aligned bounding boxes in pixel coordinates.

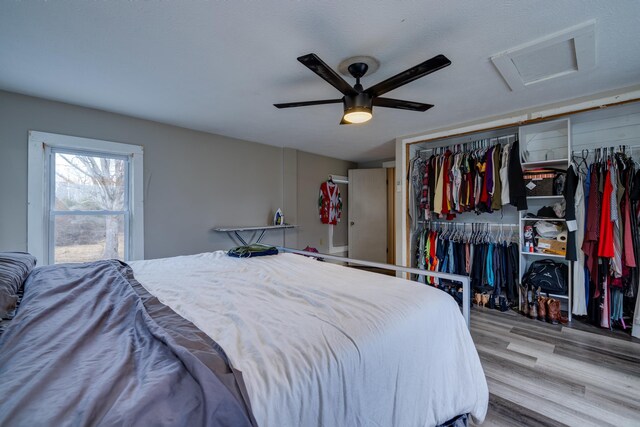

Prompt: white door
[348,168,387,262]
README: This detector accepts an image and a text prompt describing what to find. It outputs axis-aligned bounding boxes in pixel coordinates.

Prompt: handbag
[522,259,568,295]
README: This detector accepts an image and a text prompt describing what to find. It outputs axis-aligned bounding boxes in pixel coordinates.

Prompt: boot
[481,293,489,308]
[519,285,529,316]
[474,292,482,306]
[488,294,496,310]
[529,302,538,319]
[537,296,547,321]
[521,293,529,316]
[499,296,509,312]
[547,298,560,325]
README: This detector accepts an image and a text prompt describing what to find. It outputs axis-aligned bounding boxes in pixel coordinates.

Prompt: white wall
[0,90,353,259]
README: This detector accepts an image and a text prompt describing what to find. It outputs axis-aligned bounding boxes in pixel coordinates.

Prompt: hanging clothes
[414,222,519,307]
[409,136,521,225]
[508,139,528,211]
[564,164,579,261]
[500,144,511,206]
[318,179,342,225]
[598,164,615,258]
[491,146,503,211]
[573,170,587,316]
[574,148,640,331]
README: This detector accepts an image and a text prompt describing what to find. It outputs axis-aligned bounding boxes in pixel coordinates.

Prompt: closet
[406,101,640,337]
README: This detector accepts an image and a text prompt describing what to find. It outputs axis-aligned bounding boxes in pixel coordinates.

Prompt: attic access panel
[491,20,596,91]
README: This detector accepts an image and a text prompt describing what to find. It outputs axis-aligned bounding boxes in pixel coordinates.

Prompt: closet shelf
[522,217,566,222]
[520,251,566,259]
[521,159,569,169]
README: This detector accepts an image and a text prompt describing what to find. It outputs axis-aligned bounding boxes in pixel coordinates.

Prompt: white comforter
[130,252,488,427]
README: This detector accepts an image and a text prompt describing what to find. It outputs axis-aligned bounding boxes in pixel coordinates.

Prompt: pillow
[0,252,37,318]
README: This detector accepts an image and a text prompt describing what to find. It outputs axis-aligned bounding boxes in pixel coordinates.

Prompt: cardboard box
[536,237,566,256]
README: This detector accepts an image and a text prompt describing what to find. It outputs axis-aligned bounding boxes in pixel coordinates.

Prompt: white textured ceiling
[1,1,640,162]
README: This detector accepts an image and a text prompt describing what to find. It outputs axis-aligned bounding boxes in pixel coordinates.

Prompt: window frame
[28,131,144,265]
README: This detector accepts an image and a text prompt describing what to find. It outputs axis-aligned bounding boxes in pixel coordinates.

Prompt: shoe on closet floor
[481,293,489,308]
[474,292,482,306]
[488,294,496,310]
[499,296,509,312]
[537,296,547,321]
[529,302,538,320]
[519,284,529,316]
[547,298,561,324]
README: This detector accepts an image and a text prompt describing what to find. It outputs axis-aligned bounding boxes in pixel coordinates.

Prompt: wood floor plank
[553,343,640,376]
[560,326,640,350]
[475,343,538,368]
[512,345,640,402]
[486,376,604,427]
[481,361,638,426]
[477,392,569,427]
[471,307,640,426]
[582,385,640,425]
[510,327,640,375]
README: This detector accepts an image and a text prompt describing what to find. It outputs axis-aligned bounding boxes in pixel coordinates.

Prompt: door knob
[350,221,355,226]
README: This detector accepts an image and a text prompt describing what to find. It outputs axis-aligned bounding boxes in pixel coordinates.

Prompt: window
[28,131,143,265]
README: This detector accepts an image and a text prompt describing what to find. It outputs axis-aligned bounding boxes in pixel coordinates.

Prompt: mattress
[130,251,488,427]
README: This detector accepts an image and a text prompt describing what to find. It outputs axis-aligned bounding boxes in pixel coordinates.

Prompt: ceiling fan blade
[274,99,343,109]
[373,97,434,112]
[297,53,357,96]
[365,54,451,97]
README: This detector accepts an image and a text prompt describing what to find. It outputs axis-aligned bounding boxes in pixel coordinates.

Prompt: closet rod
[571,144,640,154]
[424,221,518,227]
[417,133,518,154]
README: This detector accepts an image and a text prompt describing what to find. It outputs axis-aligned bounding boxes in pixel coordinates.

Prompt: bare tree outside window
[53,152,127,263]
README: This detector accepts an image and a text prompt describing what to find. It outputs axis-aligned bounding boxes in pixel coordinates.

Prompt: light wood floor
[469,307,640,427]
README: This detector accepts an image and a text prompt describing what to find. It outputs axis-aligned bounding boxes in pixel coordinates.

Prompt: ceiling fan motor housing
[343,92,373,113]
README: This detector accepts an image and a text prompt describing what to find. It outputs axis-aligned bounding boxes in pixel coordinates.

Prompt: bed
[0,250,488,426]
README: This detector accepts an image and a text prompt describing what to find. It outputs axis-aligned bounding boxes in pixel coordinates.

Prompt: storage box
[523,169,565,197]
[536,237,566,256]
[524,170,554,196]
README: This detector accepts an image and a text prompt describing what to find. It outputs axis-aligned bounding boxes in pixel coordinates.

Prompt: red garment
[318,180,342,225]
[597,166,614,258]
[582,165,600,286]
[479,151,490,208]
[428,231,438,284]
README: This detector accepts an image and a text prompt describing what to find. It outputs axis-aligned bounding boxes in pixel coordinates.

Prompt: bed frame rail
[277,247,471,329]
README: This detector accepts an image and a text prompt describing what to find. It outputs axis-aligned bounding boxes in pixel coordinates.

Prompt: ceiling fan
[274,53,451,124]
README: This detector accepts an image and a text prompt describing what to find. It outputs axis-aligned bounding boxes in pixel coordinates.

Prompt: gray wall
[357,158,394,169]
[296,151,355,253]
[0,90,351,260]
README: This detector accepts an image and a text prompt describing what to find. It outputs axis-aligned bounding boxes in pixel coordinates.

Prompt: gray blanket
[0,260,257,427]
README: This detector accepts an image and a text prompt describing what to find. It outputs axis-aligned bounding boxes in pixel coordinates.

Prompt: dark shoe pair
[488,294,496,310]
[499,296,509,312]
[487,294,509,312]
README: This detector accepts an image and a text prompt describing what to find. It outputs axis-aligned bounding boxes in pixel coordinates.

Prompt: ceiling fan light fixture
[343,107,372,124]
[343,92,373,124]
